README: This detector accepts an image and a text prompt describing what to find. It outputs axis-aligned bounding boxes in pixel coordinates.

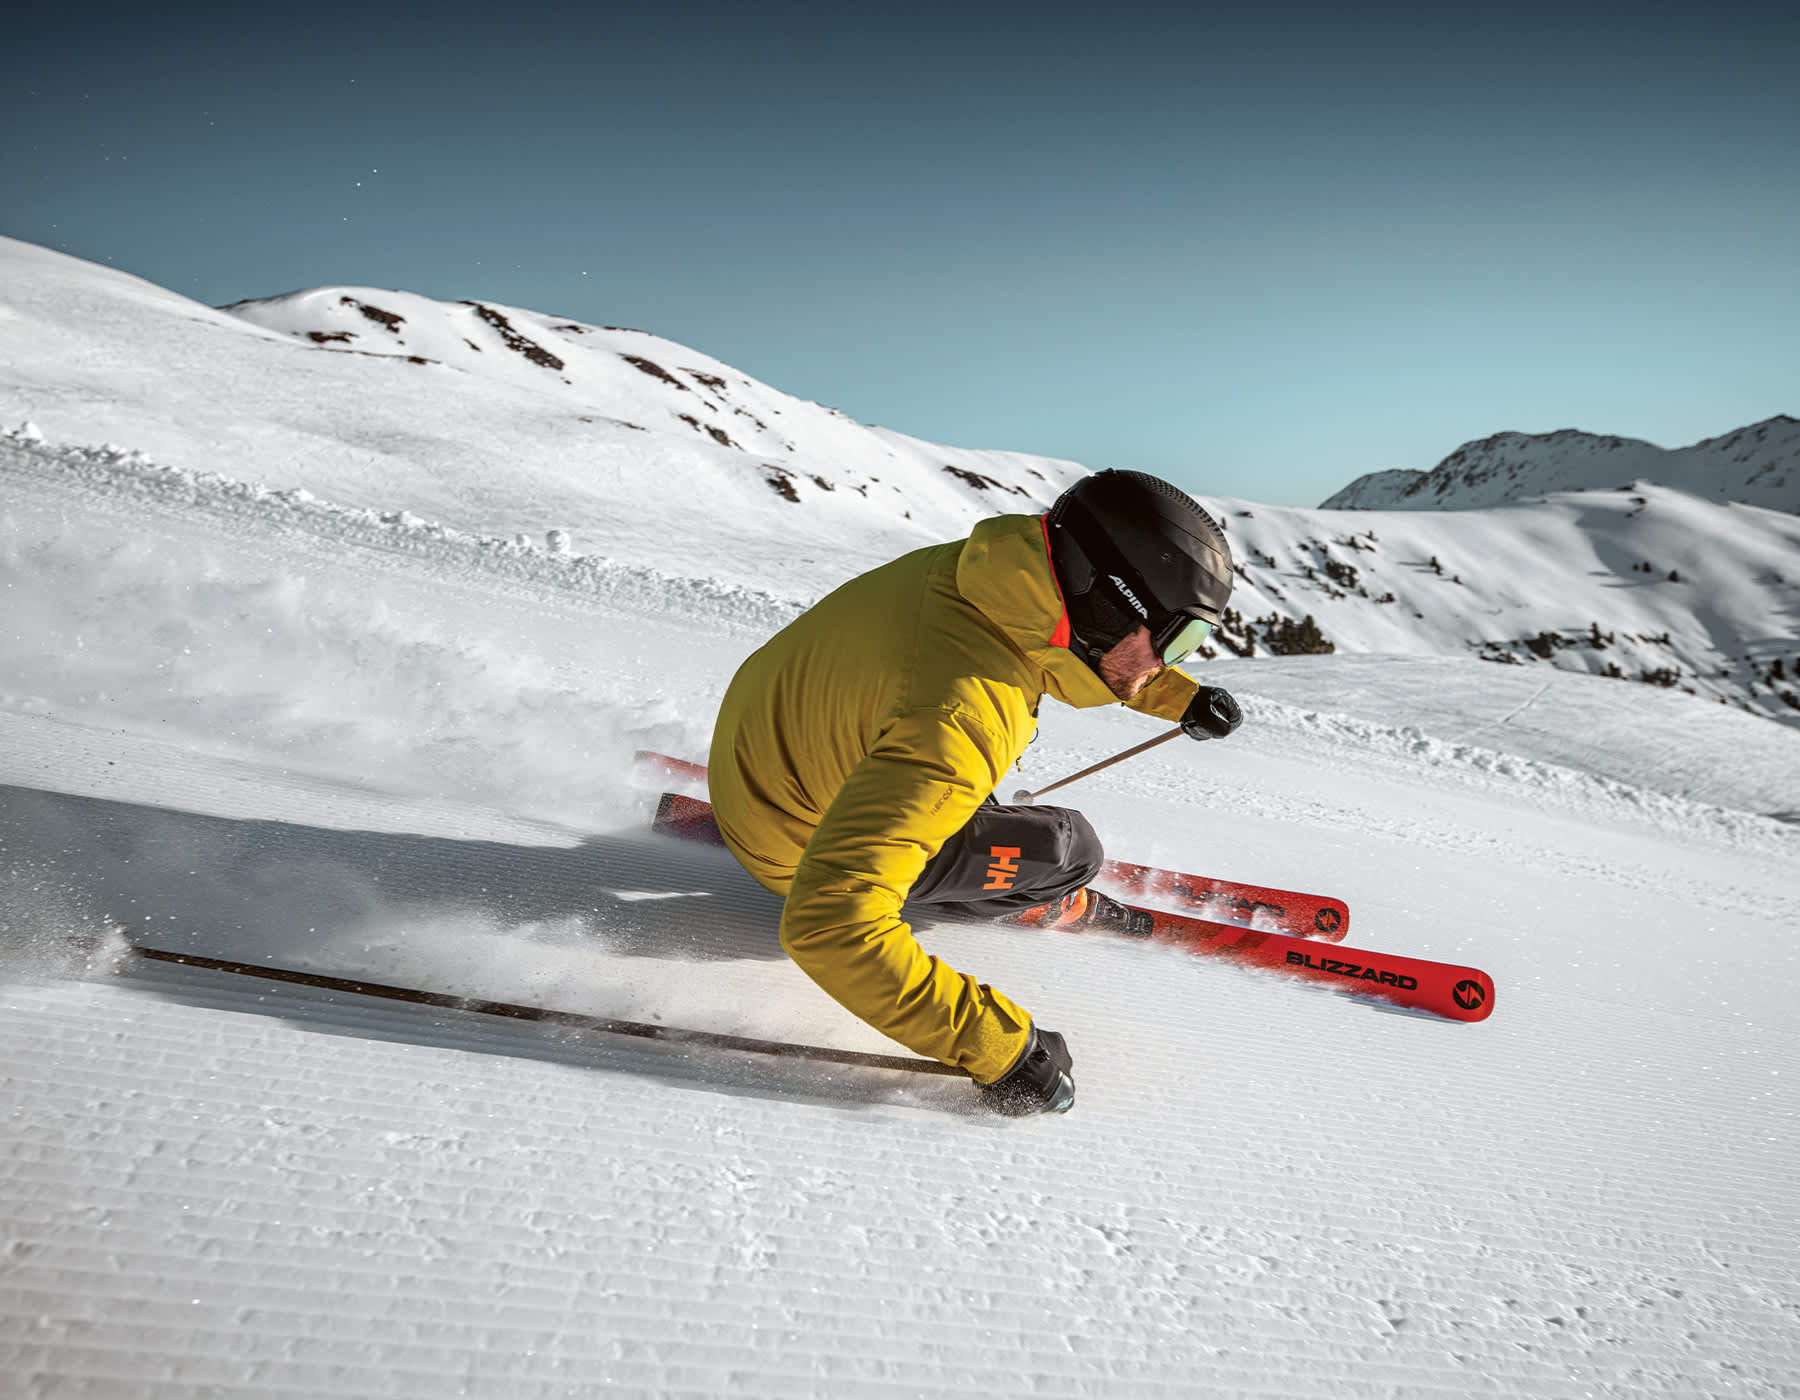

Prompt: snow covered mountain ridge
[2,235,1797,728]
[220,282,1080,522]
[1322,417,1800,513]
[0,237,1085,603]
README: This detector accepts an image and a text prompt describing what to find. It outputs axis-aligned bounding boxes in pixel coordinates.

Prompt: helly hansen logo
[984,846,1023,891]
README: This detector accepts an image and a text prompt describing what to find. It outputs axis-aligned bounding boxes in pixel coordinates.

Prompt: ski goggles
[1154,612,1213,666]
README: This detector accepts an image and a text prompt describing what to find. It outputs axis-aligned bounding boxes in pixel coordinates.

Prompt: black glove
[1181,685,1243,741]
[978,1025,1075,1117]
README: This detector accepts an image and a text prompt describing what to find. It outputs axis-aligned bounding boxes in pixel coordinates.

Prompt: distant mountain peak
[1322,417,1799,513]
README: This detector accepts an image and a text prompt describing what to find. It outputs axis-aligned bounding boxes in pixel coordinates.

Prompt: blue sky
[5,0,1796,506]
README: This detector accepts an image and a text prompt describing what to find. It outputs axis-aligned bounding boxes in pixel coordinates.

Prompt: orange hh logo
[984,846,1022,891]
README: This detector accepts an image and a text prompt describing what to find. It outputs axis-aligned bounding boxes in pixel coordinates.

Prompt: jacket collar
[955,513,1121,709]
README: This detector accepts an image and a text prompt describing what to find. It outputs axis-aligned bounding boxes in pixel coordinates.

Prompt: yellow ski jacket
[708,511,1199,1083]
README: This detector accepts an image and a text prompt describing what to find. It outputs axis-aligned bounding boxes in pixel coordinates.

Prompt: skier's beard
[1099,627,1161,702]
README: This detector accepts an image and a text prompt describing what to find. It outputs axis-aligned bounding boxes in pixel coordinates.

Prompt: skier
[708,470,1243,1116]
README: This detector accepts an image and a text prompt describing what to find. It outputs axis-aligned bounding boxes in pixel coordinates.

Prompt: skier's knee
[1057,808,1104,887]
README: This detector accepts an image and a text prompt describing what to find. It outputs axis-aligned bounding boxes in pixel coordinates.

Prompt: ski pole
[1012,725,1185,804]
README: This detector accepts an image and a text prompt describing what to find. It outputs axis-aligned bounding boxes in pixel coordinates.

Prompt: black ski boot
[1008,887,1155,939]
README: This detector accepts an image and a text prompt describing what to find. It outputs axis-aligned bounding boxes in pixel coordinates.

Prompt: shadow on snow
[0,782,982,1116]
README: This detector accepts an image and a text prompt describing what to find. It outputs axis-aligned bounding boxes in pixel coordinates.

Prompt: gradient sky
[5,0,1797,506]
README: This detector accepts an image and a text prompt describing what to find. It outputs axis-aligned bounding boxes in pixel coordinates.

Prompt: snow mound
[0,427,806,635]
[1234,692,1794,853]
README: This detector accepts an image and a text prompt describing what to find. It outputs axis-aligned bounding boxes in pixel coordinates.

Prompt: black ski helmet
[1045,469,1234,675]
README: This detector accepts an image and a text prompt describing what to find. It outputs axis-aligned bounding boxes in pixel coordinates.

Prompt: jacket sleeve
[777,703,1033,1083]
[1125,664,1199,723]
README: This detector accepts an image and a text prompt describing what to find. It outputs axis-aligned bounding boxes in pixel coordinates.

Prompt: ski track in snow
[5,431,1800,1393]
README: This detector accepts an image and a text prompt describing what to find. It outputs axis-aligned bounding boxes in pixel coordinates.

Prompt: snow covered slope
[4,420,1798,1397]
[7,232,1799,1396]
[1208,487,1800,730]
[0,237,1083,600]
[1323,418,1800,514]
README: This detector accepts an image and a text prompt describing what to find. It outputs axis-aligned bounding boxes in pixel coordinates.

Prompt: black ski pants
[905,801,1103,920]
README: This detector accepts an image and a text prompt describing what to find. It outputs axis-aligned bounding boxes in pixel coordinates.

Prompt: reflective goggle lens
[1159,617,1212,666]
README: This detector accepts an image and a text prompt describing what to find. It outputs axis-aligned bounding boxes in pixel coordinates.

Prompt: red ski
[652,790,728,847]
[1097,858,1348,942]
[1112,905,1493,1023]
[638,751,709,790]
[637,751,1348,940]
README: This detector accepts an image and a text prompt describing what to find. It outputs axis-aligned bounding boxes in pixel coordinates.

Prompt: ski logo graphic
[1176,883,1285,920]
[1453,979,1487,1010]
[1314,908,1342,934]
[1285,949,1418,991]
[984,846,1022,892]
[1108,575,1150,619]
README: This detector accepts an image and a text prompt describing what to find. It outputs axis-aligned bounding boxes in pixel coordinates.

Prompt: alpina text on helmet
[1109,575,1150,619]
